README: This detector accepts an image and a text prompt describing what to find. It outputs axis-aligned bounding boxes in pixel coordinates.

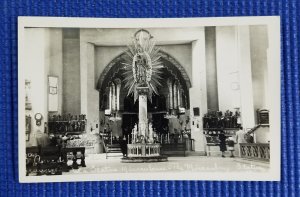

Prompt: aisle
[64,154,269,175]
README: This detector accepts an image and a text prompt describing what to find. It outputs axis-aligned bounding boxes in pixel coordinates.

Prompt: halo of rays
[121,34,164,103]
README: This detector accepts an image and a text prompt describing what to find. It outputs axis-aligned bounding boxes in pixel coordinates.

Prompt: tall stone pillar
[80,41,99,132]
[109,85,112,110]
[137,87,149,137]
[111,83,116,111]
[115,79,121,111]
[178,86,182,107]
[190,27,207,154]
[216,26,255,129]
[167,79,173,110]
[236,26,255,129]
[80,43,88,116]
[173,82,178,109]
[24,28,49,145]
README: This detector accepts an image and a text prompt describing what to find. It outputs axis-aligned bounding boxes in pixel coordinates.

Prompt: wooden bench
[26,146,63,176]
[62,147,86,169]
[105,144,122,159]
[26,146,40,176]
[34,146,63,176]
[26,146,86,176]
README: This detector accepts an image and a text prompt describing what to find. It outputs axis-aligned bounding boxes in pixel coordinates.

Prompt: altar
[120,29,168,163]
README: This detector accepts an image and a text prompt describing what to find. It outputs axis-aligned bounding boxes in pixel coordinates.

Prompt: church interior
[24,25,271,175]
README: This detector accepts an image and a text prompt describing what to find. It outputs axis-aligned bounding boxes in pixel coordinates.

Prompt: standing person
[119,136,127,158]
[185,117,191,139]
[235,126,246,157]
[227,136,235,158]
[99,135,104,153]
[235,109,241,127]
[218,130,227,158]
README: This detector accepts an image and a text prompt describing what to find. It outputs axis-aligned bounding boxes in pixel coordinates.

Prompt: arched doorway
[97,51,191,138]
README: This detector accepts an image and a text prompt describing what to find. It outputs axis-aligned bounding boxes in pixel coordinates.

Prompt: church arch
[97,50,192,110]
[97,50,191,91]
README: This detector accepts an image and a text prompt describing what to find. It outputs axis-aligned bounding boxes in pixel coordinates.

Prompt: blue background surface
[0,0,299,196]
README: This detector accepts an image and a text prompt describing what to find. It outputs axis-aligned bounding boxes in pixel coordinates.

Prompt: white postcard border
[18,16,281,183]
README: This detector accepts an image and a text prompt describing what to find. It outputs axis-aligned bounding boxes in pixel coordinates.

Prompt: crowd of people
[203,110,241,129]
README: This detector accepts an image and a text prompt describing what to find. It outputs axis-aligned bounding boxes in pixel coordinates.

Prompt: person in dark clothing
[219,130,227,157]
[119,136,127,157]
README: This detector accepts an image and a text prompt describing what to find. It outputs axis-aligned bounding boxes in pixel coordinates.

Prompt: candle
[111,132,112,145]
[132,131,134,144]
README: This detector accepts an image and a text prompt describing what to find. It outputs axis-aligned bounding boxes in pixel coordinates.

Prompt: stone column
[216,26,240,111]
[24,28,49,146]
[80,43,88,116]
[80,37,99,132]
[167,79,173,110]
[215,26,255,129]
[178,86,182,108]
[115,79,121,111]
[111,83,116,111]
[236,26,255,129]
[137,87,149,137]
[109,85,112,110]
[173,82,178,109]
[190,27,207,154]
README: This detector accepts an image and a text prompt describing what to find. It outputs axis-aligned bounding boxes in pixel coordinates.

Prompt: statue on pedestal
[132,124,138,143]
[148,122,154,144]
[122,29,163,103]
[120,30,168,162]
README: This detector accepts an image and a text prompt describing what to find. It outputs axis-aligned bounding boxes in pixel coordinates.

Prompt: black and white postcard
[18,16,280,182]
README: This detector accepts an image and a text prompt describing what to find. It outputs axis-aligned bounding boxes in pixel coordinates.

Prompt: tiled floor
[65,153,269,175]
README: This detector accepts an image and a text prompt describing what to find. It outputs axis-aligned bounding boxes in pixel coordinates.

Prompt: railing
[240,143,270,162]
[127,144,161,157]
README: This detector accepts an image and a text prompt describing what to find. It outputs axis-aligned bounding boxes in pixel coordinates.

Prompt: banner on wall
[48,76,58,112]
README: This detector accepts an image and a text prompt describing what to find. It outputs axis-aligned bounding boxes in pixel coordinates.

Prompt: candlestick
[110,132,112,145]
[167,133,169,143]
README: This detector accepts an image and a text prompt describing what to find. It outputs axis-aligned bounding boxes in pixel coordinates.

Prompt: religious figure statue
[132,124,138,143]
[132,46,152,86]
[133,124,138,134]
[122,29,163,103]
[148,122,154,143]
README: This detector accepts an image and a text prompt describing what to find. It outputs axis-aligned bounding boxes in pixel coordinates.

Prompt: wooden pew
[26,146,40,176]
[61,147,86,169]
